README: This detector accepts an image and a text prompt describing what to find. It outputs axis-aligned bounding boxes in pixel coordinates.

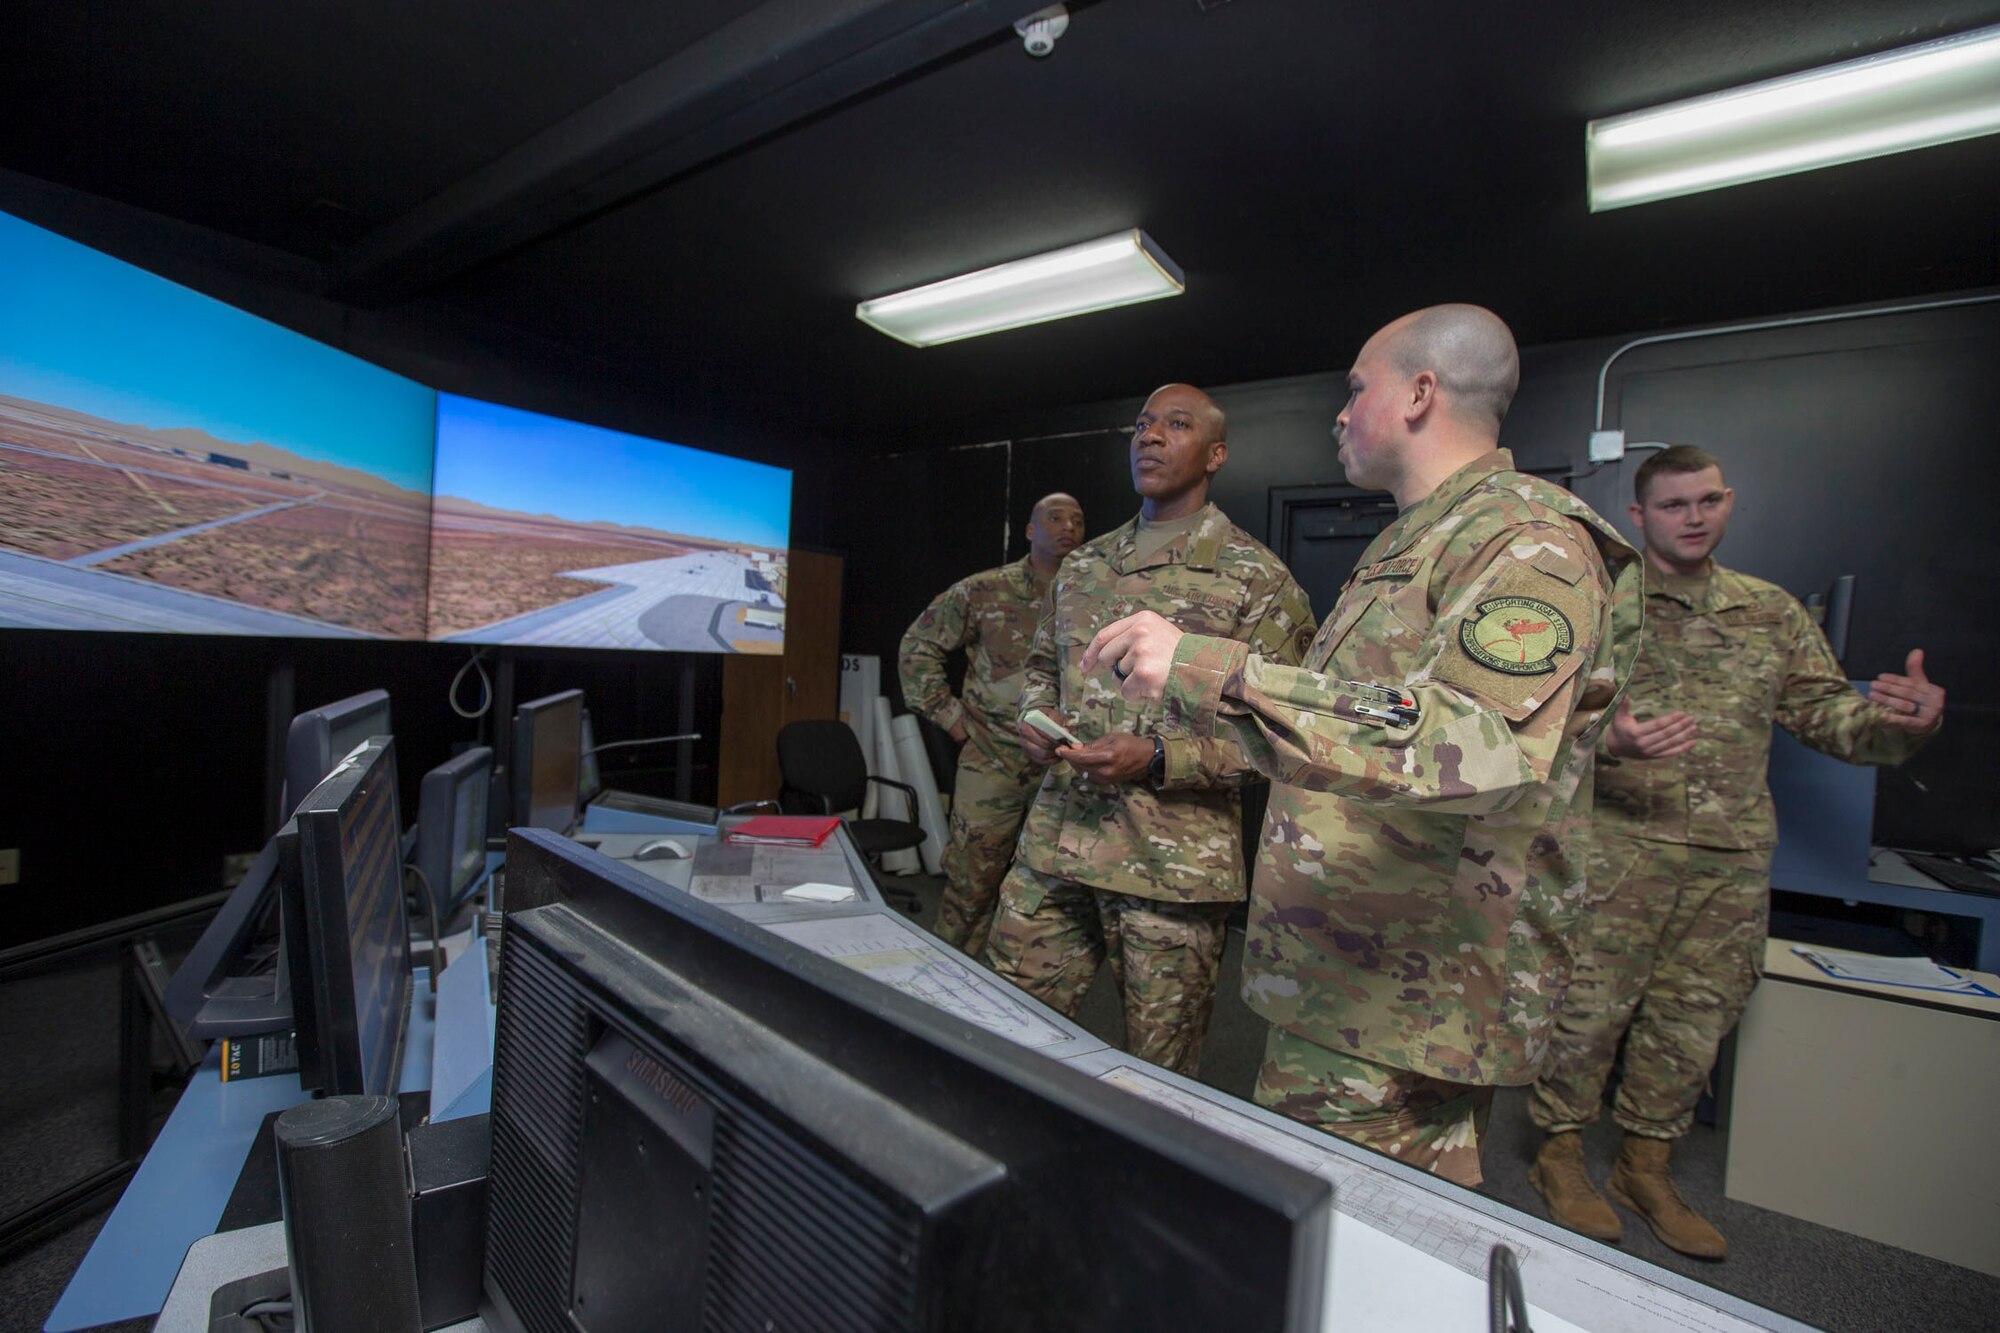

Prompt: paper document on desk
[780,881,857,903]
[1792,946,1997,996]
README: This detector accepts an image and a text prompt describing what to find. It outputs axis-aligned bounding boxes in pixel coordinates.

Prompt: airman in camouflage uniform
[986,384,1316,1077]
[1084,308,1642,1187]
[1527,445,1943,1258]
[899,494,1085,957]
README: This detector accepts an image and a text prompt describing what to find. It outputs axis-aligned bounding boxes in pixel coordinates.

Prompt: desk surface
[1763,938,2000,1016]
[106,809,1813,1333]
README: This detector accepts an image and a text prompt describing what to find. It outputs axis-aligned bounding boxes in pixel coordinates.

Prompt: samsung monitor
[511,689,583,835]
[276,736,413,1097]
[483,830,1331,1333]
[413,746,494,925]
[283,688,392,823]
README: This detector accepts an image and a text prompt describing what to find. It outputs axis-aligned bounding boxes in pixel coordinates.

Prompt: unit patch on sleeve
[1458,597,1573,675]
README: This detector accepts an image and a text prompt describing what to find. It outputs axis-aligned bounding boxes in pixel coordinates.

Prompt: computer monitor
[510,689,583,835]
[413,746,493,925]
[167,692,392,1038]
[283,688,392,822]
[277,736,413,1097]
[483,831,1331,1333]
[163,838,294,1040]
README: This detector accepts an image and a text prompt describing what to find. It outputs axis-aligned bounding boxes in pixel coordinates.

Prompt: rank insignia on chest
[1459,596,1574,675]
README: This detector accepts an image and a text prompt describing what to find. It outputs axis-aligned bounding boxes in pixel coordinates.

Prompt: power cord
[1488,1244,1533,1333]
[449,647,492,720]
[402,862,443,992]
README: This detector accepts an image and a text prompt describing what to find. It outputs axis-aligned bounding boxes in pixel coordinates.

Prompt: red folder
[724,814,841,847]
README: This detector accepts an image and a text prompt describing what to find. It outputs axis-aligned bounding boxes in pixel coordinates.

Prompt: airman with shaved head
[900,491,1085,956]
[1083,309,1643,1184]
[985,383,1316,1076]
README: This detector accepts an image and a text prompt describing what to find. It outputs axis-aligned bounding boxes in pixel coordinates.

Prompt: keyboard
[1900,851,2000,898]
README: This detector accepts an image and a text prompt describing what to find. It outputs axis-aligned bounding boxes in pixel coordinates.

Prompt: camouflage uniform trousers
[1254,1027,1495,1188]
[932,746,1040,959]
[1529,830,1769,1140]
[984,863,1232,1077]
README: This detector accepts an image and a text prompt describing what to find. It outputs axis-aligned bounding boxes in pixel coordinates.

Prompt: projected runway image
[0,208,439,637]
[0,396,432,637]
[428,394,791,653]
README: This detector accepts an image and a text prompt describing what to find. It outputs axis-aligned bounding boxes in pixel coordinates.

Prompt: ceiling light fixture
[855,230,1184,347]
[1586,22,2000,211]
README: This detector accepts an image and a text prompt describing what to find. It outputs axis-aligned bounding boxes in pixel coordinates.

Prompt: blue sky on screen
[0,210,436,495]
[433,394,792,550]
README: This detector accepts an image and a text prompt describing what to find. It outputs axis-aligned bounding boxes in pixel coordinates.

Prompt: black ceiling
[8,0,1999,447]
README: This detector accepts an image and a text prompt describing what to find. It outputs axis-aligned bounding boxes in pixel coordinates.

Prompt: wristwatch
[1147,736,1166,784]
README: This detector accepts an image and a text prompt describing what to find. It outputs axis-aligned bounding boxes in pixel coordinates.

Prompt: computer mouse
[632,837,690,861]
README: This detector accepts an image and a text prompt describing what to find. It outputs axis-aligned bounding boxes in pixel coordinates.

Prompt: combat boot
[1607,1134,1728,1259]
[1528,1132,1622,1242]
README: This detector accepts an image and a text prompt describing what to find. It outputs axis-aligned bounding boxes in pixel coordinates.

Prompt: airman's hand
[1017,713,1070,766]
[1080,611,1183,702]
[1603,697,1699,760]
[1872,649,1944,733]
[1058,733,1153,785]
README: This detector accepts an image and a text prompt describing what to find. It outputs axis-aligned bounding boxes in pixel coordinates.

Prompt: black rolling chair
[775,719,929,914]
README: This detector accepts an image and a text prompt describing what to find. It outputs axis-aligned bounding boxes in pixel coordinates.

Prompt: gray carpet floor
[5,875,1996,1333]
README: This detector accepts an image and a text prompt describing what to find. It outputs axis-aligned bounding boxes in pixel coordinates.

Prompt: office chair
[775,719,928,914]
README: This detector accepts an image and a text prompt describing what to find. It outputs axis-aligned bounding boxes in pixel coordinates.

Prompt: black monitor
[483,831,1331,1333]
[277,736,413,1097]
[163,838,294,1040]
[170,688,397,1037]
[413,746,493,925]
[510,689,583,835]
[283,689,392,822]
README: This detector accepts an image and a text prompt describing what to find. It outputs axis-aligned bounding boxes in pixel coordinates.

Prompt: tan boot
[1529,1132,1622,1242]
[1607,1135,1728,1260]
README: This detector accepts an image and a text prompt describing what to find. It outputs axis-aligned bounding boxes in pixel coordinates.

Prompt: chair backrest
[775,719,869,815]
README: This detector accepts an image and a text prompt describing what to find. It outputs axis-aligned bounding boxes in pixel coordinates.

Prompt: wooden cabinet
[716,548,842,807]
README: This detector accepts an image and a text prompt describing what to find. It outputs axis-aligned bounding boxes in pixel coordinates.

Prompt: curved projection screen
[429,394,790,653]
[0,210,791,653]
[0,210,437,639]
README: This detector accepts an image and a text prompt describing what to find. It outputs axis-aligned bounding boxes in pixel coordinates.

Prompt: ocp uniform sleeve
[1772,597,1935,765]
[1162,522,1607,815]
[1155,567,1319,791]
[897,580,975,733]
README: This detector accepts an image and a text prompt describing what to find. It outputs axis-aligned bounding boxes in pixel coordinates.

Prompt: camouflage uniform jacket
[899,556,1050,774]
[1595,561,1933,850]
[1016,502,1317,904]
[1161,451,1643,1085]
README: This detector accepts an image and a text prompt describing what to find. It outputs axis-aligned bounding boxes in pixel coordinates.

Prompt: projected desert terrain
[0,394,429,636]
[427,498,788,653]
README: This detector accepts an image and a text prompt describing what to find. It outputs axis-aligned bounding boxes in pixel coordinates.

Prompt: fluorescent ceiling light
[856,230,1184,346]
[1587,22,2000,211]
